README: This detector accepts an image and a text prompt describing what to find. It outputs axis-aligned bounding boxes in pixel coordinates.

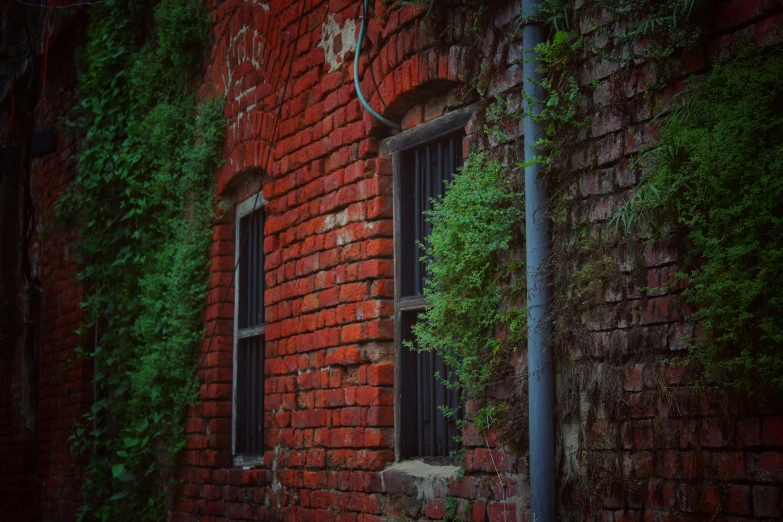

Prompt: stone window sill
[381,460,460,499]
[233,455,264,469]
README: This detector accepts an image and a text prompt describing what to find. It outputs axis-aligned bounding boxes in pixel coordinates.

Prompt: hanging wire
[362,0,387,110]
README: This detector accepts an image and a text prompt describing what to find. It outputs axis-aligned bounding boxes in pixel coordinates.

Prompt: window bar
[417,340,424,455]
[422,144,432,295]
[448,136,455,185]
[249,216,255,329]
[422,351,430,426]
[254,337,263,453]
[413,148,421,294]
[239,217,248,329]
[249,214,255,328]
[250,213,256,327]
[448,383,459,453]
[245,340,252,452]
[259,211,265,324]
[429,350,436,456]
[259,211,265,322]
[253,212,264,326]
[250,339,255,453]
[237,341,245,452]
[255,338,261,453]
[437,140,444,203]
[435,354,447,456]
[456,134,464,171]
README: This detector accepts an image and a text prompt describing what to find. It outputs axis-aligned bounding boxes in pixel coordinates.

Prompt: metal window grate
[238,209,265,330]
[235,206,266,456]
[397,130,464,459]
[399,312,461,458]
[400,132,464,297]
[236,335,264,455]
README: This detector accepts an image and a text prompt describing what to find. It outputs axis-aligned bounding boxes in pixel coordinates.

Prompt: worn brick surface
[0,29,90,522]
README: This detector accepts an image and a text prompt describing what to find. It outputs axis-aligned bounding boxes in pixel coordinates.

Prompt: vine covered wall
[1,0,783,521]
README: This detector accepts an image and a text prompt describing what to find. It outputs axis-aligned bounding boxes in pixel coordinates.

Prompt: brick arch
[219,166,273,200]
[206,1,291,196]
[361,46,478,135]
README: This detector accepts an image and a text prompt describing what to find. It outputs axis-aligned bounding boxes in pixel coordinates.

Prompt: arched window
[387,106,475,459]
[233,193,266,465]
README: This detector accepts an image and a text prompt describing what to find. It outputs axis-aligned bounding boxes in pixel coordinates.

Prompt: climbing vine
[411,151,525,440]
[56,0,224,520]
[515,1,712,519]
[613,43,783,399]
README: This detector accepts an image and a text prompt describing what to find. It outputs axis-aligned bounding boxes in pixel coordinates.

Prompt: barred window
[233,196,266,463]
[391,110,472,460]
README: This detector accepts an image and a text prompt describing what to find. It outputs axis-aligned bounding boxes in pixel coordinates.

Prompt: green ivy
[612,44,783,398]
[411,152,524,424]
[56,0,224,520]
[591,0,709,61]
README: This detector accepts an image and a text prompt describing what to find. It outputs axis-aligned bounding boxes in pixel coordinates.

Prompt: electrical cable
[362,1,386,110]
[174,0,310,418]
[354,0,400,129]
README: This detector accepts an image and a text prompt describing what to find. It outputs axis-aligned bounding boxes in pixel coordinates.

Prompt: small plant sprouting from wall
[411,151,526,442]
[56,0,224,520]
[613,43,783,399]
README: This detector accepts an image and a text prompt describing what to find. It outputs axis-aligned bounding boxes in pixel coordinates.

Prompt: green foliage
[444,495,461,521]
[57,0,224,520]
[411,152,524,408]
[518,0,573,32]
[612,44,783,398]
[518,31,586,172]
[484,96,523,144]
[592,0,708,61]
[519,0,707,173]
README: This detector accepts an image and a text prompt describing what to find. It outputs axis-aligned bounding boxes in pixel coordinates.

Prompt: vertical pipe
[523,0,555,520]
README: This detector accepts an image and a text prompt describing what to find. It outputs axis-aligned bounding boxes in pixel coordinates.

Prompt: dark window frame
[232,194,267,467]
[387,105,476,462]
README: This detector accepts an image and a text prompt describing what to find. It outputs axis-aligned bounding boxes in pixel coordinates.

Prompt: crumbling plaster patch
[318,14,356,72]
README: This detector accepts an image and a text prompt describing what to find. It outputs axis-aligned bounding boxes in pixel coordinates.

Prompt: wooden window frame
[232,194,267,467]
[384,105,476,462]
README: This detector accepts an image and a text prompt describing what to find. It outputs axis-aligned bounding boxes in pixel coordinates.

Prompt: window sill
[382,459,460,499]
[387,459,459,478]
[233,454,265,469]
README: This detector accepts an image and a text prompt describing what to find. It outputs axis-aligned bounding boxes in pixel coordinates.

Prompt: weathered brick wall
[556,1,783,521]
[0,27,91,522]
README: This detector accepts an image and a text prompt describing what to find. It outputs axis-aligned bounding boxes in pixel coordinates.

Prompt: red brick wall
[0,28,91,522]
[556,1,783,521]
[175,1,528,520]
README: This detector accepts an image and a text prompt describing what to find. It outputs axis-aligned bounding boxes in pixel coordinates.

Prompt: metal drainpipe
[522,0,555,520]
